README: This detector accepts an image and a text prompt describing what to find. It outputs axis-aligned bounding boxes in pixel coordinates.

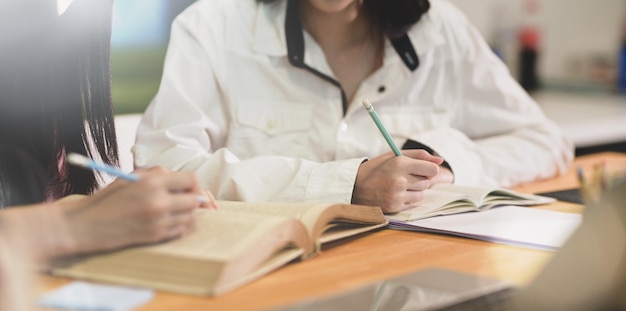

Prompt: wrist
[0,203,76,262]
[55,196,98,257]
[42,201,82,259]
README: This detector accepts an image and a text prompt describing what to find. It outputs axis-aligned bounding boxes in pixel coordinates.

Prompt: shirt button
[267,119,276,130]
[339,122,348,132]
[378,86,386,93]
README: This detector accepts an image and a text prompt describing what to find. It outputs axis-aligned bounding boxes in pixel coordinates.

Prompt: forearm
[414,124,574,187]
[135,142,364,203]
[0,235,36,311]
[0,202,77,262]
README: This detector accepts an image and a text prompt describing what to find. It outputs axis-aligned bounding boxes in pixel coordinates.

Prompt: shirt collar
[407,11,445,57]
[250,0,445,72]
[250,0,289,57]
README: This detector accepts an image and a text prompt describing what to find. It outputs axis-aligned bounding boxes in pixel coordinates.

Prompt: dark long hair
[0,0,118,204]
[363,0,431,38]
[260,0,431,38]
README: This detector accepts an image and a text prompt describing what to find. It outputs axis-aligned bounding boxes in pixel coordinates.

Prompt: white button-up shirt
[134,0,573,203]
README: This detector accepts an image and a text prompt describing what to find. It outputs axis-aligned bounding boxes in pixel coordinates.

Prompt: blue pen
[67,153,206,204]
[362,99,402,156]
[67,153,140,182]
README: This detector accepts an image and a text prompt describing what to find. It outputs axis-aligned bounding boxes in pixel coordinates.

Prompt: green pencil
[362,99,402,156]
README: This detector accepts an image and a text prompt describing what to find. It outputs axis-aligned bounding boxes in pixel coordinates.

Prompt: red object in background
[518,0,542,92]
[520,0,541,50]
[519,27,540,51]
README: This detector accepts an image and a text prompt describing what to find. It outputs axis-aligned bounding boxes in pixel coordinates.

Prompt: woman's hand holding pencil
[352,149,443,213]
[67,153,215,207]
[62,153,217,254]
[355,99,450,213]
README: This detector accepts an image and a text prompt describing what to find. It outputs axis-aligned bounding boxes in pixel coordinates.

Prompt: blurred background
[110,0,626,155]
[448,0,626,94]
[110,0,195,114]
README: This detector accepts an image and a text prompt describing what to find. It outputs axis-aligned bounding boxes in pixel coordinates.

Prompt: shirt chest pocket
[229,103,313,158]
[377,107,451,138]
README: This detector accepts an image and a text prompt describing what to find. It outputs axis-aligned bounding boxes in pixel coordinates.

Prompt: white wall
[446,0,626,86]
[541,0,625,83]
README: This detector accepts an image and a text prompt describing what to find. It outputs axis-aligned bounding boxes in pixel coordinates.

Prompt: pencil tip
[362,99,372,109]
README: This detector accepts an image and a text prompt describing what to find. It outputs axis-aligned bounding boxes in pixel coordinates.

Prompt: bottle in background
[617,19,626,94]
[518,0,541,93]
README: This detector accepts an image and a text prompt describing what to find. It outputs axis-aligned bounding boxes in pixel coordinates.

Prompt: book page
[215,201,386,243]
[390,206,581,250]
[305,204,387,244]
[143,209,301,260]
[431,184,555,208]
[479,189,555,208]
[215,200,329,222]
[386,189,479,222]
[52,209,310,296]
[387,185,556,222]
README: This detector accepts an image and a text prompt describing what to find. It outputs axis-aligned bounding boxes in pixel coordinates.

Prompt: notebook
[274,177,626,311]
[389,205,581,251]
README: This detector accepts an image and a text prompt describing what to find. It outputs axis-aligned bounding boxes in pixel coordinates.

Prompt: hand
[352,150,443,214]
[431,166,454,185]
[200,188,218,210]
[61,166,213,255]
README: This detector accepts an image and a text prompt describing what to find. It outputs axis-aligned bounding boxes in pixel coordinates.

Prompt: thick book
[50,201,387,296]
[386,184,556,222]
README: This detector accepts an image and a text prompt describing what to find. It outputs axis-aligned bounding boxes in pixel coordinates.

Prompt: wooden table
[39,152,626,311]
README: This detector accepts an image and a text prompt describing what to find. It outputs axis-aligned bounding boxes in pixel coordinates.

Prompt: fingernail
[197,194,207,205]
[208,201,218,210]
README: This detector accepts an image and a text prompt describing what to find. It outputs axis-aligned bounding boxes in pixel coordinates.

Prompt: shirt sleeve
[408,3,574,187]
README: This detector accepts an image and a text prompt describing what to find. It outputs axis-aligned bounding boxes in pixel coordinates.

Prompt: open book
[386,184,555,222]
[50,201,387,296]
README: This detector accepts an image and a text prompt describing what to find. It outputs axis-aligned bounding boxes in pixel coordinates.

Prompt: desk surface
[535,92,626,147]
[39,152,626,311]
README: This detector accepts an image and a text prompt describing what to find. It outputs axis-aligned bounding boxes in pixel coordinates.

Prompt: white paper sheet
[38,281,154,311]
[390,206,582,250]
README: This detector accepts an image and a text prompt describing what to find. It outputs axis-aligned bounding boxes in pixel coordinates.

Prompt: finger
[166,193,203,213]
[167,209,196,227]
[149,171,210,208]
[164,172,203,194]
[164,213,196,238]
[400,190,427,208]
[137,169,202,196]
[388,155,438,177]
[199,190,218,209]
[133,166,197,192]
[402,149,444,165]
[380,189,425,213]
[406,160,440,178]
[149,212,194,241]
[405,175,431,191]
[164,225,189,241]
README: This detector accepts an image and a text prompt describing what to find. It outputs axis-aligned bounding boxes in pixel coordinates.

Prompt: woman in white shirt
[134,0,573,213]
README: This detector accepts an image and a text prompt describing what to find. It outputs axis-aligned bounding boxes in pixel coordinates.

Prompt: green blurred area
[111,46,167,115]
